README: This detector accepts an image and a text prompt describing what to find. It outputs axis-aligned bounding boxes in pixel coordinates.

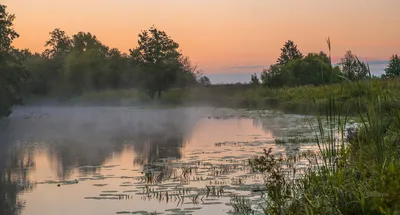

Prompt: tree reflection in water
[0,107,207,214]
[0,121,35,215]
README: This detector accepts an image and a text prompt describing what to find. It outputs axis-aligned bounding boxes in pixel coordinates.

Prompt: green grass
[245,91,400,214]
[232,78,400,114]
[22,77,400,116]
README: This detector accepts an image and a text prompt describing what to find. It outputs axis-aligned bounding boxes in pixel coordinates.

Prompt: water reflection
[0,106,312,215]
[0,121,35,215]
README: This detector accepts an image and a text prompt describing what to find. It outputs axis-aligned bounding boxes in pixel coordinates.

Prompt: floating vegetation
[93,184,108,187]
[85,197,120,200]
[36,179,79,186]
[131,211,151,214]
[208,109,284,120]
[101,190,118,193]
[274,137,326,144]
[116,211,131,214]
[215,141,272,147]
[230,195,254,214]
[40,108,336,214]
[183,207,202,211]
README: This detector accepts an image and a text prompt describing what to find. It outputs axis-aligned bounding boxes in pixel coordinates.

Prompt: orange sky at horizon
[3,0,400,74]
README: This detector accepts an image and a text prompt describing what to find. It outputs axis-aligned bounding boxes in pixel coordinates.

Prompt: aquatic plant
[230,195,254,214]
[244,93,400,214]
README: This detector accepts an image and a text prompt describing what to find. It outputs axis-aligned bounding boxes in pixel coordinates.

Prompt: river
[0,106,320,215]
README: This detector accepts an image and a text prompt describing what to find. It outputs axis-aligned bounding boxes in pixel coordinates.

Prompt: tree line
[2,3,400,118]
[251,39,400,87]
[0,4,211,117]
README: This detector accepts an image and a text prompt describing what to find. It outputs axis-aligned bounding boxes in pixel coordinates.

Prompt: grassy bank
[23,78,400,115]
[234,78,400,114]
[236,94,400,214]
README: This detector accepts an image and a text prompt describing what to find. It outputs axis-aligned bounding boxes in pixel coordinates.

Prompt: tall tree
[277,40,303,65]
[71,32,108,54]
[384,54,400,77]
[0,4,26,117]
[129,26,182,98]
[198,76,211,86]
[339,50,369,81]
[261,52,340,88]
[0,5,18,54]
[250,73,260,85]
[43,28,72,58]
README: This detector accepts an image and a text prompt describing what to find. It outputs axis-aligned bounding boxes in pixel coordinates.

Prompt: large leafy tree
[338,50,369,81]
[130,26,182,98]
[276,40,304,65]
[261,52,340,88]
[105,48,135,89]
[384,54,400,77]
[288,53,340,86]
[43,28,72,58]
[71,32,108,54]
[0,4,26,117]
[261,64,295,88]
[65,32,111,91]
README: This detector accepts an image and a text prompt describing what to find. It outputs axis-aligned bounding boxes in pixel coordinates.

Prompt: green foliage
[128,26,200,98]
[246,92,400,214]
[23,55,56,95]
[0,4,26,118]
[0,5,206,110]
[0,5,18,54]
[261,52,340,88]
[384,55,400,77]
[276,40,303,65]
[43,28,72,58]
[339,50,369,81]
[14,25,203,102]
[261,64,295,88]
[198,76,211,86]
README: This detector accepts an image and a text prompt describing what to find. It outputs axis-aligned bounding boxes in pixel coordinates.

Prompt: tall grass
[246,71,400,214]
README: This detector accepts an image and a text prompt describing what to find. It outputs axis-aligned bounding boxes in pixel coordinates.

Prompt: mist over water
[0,105,315,215]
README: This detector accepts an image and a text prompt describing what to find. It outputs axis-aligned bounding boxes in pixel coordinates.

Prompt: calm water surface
[0,106,318,215]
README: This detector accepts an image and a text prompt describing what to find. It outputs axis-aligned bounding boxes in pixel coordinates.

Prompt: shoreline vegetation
[2,3,400,215]
[1,4,400,116]
[23,77,400,116]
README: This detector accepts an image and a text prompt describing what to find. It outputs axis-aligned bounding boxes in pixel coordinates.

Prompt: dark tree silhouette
[384,54,400,78]
[339,50,369,81]
[276,40,303,65]
[0,4,27,118]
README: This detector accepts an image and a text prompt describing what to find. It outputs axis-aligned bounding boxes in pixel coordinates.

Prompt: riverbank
[22,77,400,115]
[10,79,400,214]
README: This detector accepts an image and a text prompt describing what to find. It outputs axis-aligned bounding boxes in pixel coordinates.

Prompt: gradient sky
[4,0,400,80]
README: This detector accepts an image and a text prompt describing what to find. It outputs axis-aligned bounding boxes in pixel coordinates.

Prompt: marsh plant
[230,195,254,214]
[244,91,400,214]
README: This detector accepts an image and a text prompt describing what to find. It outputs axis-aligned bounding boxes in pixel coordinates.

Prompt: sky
[4,0,400,83]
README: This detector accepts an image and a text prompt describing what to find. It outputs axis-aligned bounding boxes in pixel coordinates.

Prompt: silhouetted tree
[277,40,303,65]
[0,4,27,117]
[261,52,340,88]
[43,28,72,58]
[261,64,295,88]
[338,50,369,81]
[384,54,400,77]
[250,73,260,85]
[130,26,182,98]
[174,56,200,90]
[198,76,211,86]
